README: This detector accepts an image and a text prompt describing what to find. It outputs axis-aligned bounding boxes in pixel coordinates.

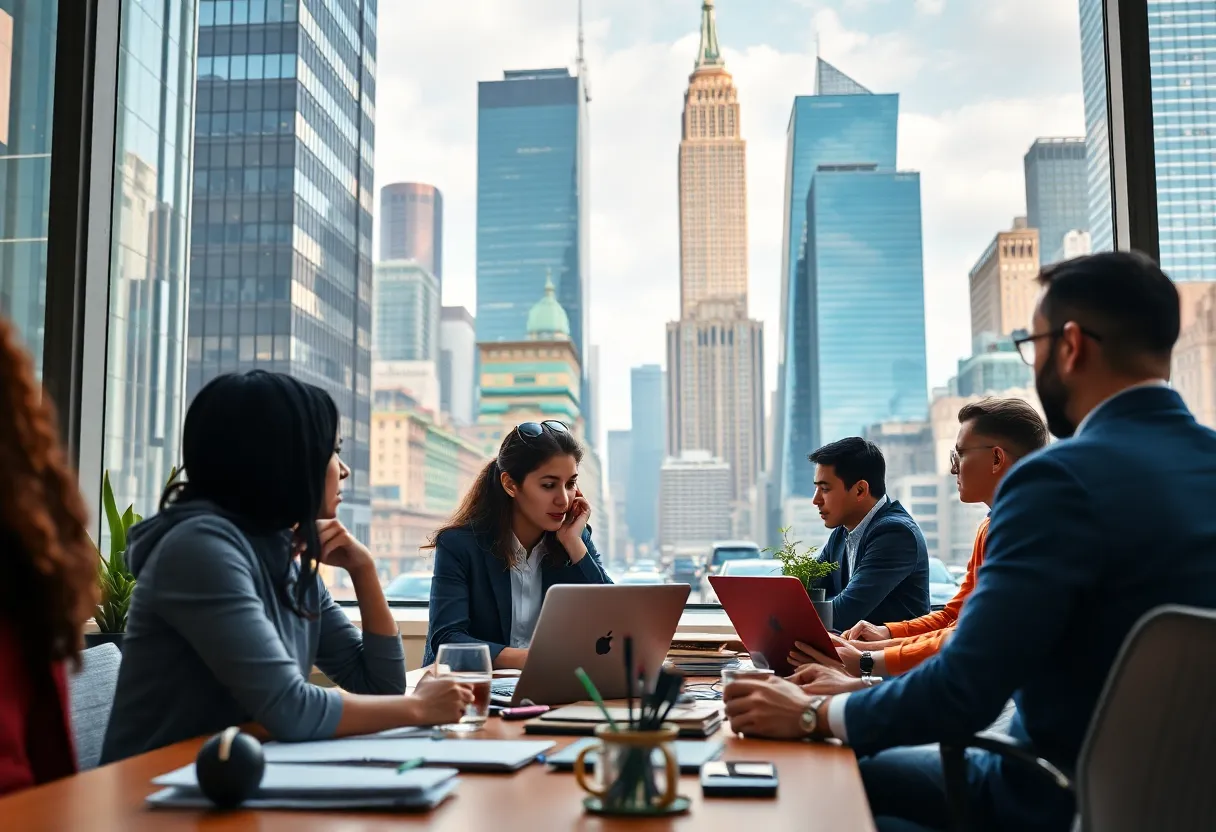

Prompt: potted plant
[87,467,176,649]
[766,527,839,630]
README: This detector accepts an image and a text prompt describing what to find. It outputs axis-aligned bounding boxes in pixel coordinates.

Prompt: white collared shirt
[508,535,545,649]
[844,494,890,576]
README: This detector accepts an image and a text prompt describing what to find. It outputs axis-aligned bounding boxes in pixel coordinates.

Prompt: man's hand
[723,675,813,740]
[788,636,861,677]
[843,620,891,641]
[789,662,866,695]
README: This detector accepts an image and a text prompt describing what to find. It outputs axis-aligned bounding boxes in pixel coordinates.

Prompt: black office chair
[940,605,1216,832]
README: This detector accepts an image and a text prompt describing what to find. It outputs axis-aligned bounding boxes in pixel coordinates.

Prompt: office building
[439,305,476,425]
[659,450,733,551]
[628,364,665,548]
[771,58,906,518]
[588,344,601,449]
[606,429,632,554]
[380,182,442,285]
[969,218,1040,339]
[862,421,934,486]
[1174,284,1216,429]
[372,360,440,415]
[1024,138,1087,264]
[94,1,198,519]
[373,260,439,362]
[949,332,1033,397]
[0,3,55,370]
[1080,0,1216,279]
[476,65,590,437]
[1059,230,1092,261]
[888,474,988,566]
[189,0,377,540]
[668,0,764,535]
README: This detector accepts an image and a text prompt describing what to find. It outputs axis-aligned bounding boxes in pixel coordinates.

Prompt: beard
[1036,352,1076,438]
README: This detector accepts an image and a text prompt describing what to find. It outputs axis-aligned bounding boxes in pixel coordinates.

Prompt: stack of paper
[260,737,555,772]
[665,647,742,676]
[525,702,724,738]
[147,763,459,811]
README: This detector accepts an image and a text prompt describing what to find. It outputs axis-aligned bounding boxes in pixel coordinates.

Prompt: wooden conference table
[0,670,875,831]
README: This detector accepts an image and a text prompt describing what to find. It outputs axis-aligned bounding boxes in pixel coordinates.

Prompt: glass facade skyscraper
[772,59,908,507]
[0,1,57,371]
[372,260,438,362]
[1081,0,1213,276]
[380,182,442,286]
[476,67,590,435]
[189,0,377,538]
[1024,137,1088,263]
[627,364,665,548]
[102,0,198,517]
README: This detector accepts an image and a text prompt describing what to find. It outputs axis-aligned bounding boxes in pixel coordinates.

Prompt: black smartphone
[700,760,779,797]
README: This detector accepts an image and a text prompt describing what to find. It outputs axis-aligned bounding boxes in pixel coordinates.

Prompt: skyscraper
[0,2,57,371]
[667,0,763,533]
[476,65,590,434]
[189,0,377,540]
[772,59,920,510]
[606,428,632,550]
[1080,0,1216,278]
[969,218,1041,338]
[373,260,439,362]
[439,305,476,425]
[1024,137,1087,263]
[628,364,665,548]
[380,182,442,286]
[103,0,198,518]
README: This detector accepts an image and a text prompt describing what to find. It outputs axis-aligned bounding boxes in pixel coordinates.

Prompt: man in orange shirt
[787,397,1048,690]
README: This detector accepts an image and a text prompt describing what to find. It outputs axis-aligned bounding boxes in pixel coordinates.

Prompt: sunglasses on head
[516,420,570,439]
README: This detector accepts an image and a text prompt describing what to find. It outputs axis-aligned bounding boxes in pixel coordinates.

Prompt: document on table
[261,737,555,772]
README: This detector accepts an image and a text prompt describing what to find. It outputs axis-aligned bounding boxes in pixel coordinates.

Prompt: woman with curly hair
[0,315,100,796]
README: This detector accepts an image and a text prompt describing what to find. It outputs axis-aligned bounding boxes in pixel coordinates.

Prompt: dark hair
[0,315,99,672]
[1037,251,1179,373]
[162,371,339,618]
[957,397,1049,458]
[808,437,887,499]
[428,423,584,569]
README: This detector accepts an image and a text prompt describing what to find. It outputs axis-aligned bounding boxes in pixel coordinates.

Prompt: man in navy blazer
[808,438,930,631]
[722,252,1216,831]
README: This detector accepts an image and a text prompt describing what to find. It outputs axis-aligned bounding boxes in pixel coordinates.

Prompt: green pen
[396,757,426,774]
[574,667,620,733]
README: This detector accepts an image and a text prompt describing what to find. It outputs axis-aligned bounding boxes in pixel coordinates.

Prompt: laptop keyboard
[491,678,519,700]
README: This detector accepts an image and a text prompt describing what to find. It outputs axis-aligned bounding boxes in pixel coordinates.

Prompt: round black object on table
[195,726,266,809]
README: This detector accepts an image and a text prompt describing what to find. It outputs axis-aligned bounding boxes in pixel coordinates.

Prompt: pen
[396,757,426,774]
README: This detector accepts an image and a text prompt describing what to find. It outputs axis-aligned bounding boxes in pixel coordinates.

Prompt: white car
[382,572,433,601]
[700,558,783,604]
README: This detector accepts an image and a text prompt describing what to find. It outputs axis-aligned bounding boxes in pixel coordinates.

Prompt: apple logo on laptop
[595,631,613,655]
[768,614,783,634]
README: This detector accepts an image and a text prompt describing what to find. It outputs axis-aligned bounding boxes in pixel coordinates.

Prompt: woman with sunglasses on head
[101,371,472,763]
[423,420,611,670]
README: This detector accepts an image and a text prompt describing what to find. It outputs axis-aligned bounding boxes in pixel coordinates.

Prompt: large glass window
[0,1,57,372]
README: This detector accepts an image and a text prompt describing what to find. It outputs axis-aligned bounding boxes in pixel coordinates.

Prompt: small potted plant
[765,527,839,630]
[87,467,177,649]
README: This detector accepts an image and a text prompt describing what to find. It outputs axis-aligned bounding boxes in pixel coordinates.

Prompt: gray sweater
[100,503,405,764]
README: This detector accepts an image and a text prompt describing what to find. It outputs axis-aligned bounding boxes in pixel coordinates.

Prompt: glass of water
[434,644,492,733]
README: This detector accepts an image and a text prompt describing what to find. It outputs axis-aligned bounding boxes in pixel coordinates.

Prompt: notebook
[261,737,554,772]
[525,702,723,739]
[544,737,725,773]
[148,763,459,811]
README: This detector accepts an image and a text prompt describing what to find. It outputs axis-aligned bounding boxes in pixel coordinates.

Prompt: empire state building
[667,0,764,536]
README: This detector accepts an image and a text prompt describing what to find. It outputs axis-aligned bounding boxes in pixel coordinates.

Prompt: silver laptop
[493,584,691,707]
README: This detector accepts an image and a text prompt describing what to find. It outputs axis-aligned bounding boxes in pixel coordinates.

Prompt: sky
[372,0,1087,450]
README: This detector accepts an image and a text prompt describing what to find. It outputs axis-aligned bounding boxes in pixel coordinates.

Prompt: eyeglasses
[1012,327,1104,366]
[516,420,570,439]
[949,445,997,474]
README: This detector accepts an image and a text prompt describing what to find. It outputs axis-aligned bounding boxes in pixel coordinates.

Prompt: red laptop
[709,575,841,675]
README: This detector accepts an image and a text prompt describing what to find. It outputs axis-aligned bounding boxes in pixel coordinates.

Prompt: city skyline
[374,0,1089,445]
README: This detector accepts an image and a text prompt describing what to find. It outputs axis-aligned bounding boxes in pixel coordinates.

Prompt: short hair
[1037,251,1179,373]
[957,397,1049,458]
[808,437,887,499]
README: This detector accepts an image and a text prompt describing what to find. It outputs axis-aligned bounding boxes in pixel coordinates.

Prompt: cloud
[373,0,1087,447]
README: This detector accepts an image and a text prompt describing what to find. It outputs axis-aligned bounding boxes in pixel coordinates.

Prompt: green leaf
[102,471,126,560]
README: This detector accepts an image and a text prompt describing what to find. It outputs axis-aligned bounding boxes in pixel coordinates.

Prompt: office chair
[940,605,1216,832]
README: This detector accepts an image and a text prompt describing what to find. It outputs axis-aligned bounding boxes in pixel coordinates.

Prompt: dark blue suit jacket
[423,525,612,666]
[815,499,930,630]
[843,386,1216,830]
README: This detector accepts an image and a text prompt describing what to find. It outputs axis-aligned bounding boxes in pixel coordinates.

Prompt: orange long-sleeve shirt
[881,516,989,675]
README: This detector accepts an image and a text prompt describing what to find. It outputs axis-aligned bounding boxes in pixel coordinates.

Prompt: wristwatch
[859,651,875,676]
[800,695,829,737]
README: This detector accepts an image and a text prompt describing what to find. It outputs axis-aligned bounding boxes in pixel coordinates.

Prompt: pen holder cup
[573,723,680,813]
